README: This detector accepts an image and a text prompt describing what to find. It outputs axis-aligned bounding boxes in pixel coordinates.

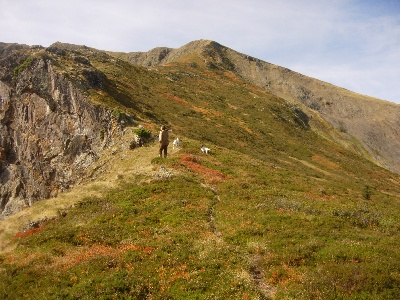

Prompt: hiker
[158,125,169,158]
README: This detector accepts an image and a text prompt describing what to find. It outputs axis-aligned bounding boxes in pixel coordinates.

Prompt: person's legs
[163,146,168,158]
[160,145,168,158]
[159,144,164,157]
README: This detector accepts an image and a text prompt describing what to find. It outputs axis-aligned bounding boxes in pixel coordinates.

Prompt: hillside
[0,40,399,299]
[110,40,400,174]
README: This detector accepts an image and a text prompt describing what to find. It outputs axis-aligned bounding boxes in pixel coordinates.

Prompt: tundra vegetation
[0,42,399,299]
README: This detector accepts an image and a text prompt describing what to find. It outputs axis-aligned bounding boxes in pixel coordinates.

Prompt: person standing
[159,125,169,158]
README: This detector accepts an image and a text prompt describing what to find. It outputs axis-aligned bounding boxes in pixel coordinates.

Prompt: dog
[201,145,210,155]
[172,138,180,149]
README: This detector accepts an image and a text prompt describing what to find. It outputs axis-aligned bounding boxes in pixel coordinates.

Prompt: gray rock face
[0,49,119,218]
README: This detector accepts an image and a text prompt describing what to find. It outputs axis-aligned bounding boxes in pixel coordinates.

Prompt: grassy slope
[0,46,399,299]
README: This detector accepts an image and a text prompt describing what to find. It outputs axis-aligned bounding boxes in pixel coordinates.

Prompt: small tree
[131,128,152,148]
[133,128,152,139]
[363,185,373,200]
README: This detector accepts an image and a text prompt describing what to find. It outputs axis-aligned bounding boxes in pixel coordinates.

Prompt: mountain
[109,40,400,174]
[0,40,399,299]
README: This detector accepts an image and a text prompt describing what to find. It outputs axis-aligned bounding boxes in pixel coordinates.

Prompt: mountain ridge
[108,39,400,173]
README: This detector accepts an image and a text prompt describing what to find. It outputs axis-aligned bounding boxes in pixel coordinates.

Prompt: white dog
[172,138,180,149]
[201,145,210,155]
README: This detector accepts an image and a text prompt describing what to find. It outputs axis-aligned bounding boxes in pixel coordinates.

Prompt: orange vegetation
[179,156,228,183]
[14,225,45,239]
[59,243,153,270]
[311,155,340,170]
[165,93,189,105]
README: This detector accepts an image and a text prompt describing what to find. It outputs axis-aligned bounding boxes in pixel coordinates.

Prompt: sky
[1,0,399,104]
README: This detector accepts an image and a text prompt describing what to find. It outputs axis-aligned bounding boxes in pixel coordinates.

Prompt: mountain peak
[179,39,222,50]
[49,41,91,51]
[106,39,229,68]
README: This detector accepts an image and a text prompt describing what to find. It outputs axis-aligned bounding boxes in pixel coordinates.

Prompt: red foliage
[14,225,45,239]
[165,93,189,105]
[179,156,227,183]
[59,243,153,270]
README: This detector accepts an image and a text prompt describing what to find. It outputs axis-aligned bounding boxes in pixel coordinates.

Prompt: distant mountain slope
[109,40,400,173]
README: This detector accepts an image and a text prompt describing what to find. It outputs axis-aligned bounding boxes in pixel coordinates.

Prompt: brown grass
[312,154,340,170]
[0,129,161,254]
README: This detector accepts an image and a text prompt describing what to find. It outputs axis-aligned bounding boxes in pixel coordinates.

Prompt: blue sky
[1,0,399,103]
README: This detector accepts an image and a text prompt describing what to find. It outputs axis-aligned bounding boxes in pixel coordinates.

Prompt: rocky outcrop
[0,45,125,218]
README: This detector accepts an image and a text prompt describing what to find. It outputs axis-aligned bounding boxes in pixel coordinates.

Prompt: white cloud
[0,0,399,103]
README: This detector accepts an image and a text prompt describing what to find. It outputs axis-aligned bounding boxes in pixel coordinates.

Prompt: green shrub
[111,109,124,120]
[363,185,374,200]
[133,128,152,139]
[13,56,34,77]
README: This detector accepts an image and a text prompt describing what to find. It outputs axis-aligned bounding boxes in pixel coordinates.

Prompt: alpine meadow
[0,40,399,299]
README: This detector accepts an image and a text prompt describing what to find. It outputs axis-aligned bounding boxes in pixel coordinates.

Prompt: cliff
[0,43,130,218]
